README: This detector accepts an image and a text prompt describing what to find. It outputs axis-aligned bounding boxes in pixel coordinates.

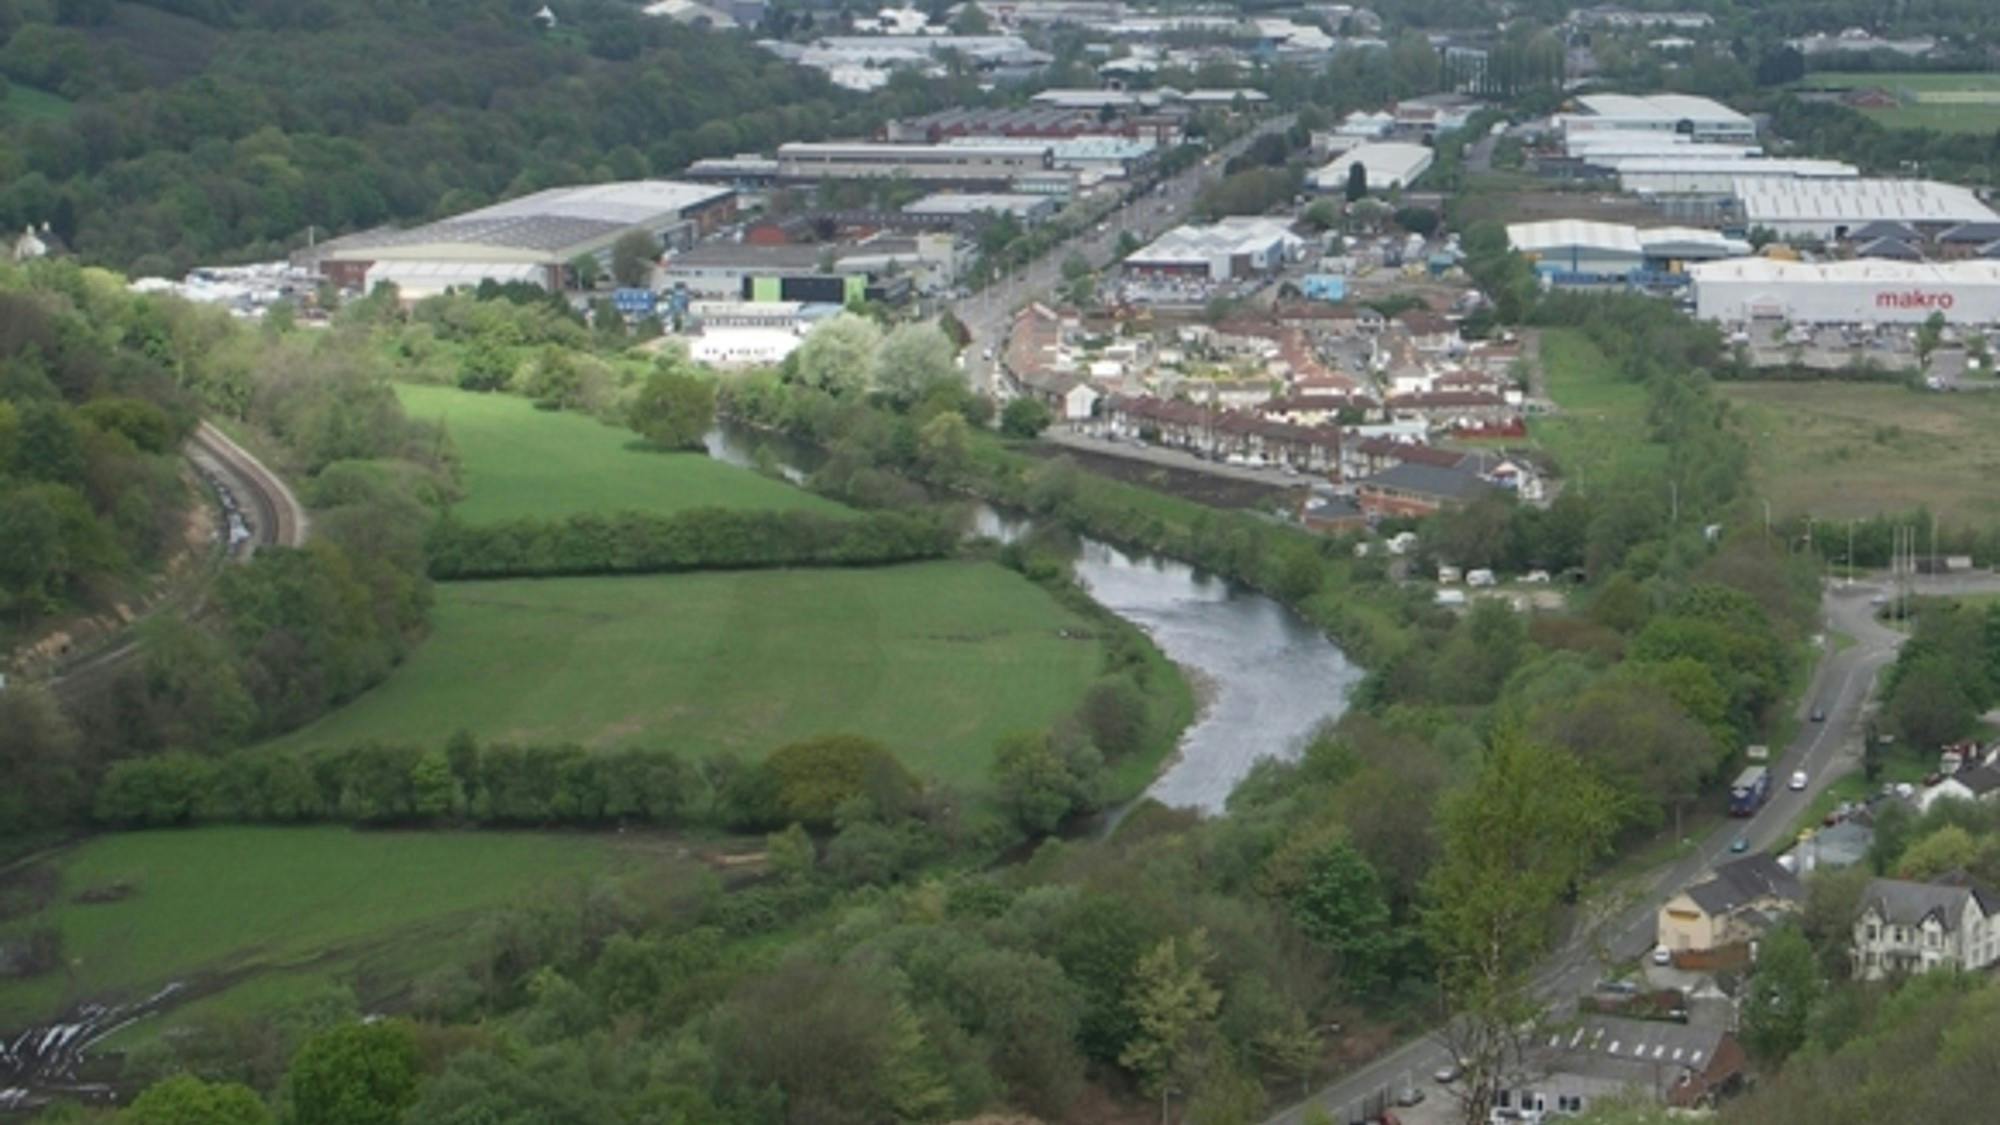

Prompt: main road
[954,113,1299,398]
[1265,578,1910,1124]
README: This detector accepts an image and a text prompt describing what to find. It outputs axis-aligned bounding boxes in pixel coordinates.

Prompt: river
[708,426,1361,814]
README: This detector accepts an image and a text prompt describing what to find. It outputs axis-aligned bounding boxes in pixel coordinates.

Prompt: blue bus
[1729,766,1770,816]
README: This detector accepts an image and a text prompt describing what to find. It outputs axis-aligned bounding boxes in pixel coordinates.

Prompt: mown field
[396,383,840,523]
[269,562,1110,789]
[0,828,672,1031]
[1721,381,2000,524]
[1527,328,1668,483]
[1799,71,2000,133]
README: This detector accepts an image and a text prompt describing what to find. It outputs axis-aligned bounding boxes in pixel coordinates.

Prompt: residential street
[1264,577,1912,1124]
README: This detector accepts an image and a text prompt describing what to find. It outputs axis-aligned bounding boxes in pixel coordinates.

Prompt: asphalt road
[1264,578,1910,1125]
[953,113,1298,399]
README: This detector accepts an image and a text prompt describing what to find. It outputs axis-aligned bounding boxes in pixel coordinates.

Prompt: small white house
[1057,379,1101,422]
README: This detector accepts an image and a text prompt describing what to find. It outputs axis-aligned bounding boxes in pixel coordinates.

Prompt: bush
[764,735,915,828]
[1001,397,1054,439]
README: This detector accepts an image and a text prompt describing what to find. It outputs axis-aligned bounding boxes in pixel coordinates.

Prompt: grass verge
[0,827,642,1030]
[1721,380,2000,525]
[267,562,1113,791]
[397,383,841,524]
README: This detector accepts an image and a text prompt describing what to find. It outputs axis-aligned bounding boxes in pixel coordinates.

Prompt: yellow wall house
[1657,854,1804,955]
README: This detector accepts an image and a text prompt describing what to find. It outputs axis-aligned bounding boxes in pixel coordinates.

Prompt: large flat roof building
[316,180,737,293]
[1507,219,1749,283]
[1614,157,1858,196]
[1124,217,1304,281]
[775,141,1060,191]
[1310,141,1435,192]
[1734,178,1999,240]
[903,192,1059,224]
[1563,93,1755,143]
[1689,258,2000,325]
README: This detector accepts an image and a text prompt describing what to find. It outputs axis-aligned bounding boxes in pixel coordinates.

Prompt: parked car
[1810,705,1826,722]
[1434,1061,1462,1084]
[1730,835,1749,853]
[1651,947,1672,966]
[1790,770,1809,791]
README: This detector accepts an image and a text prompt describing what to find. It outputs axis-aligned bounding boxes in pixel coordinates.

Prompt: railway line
[39,422,306,703]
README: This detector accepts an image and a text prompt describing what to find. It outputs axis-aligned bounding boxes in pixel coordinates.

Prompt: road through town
[1264,578,1911,1124]
[954,113,1297,399]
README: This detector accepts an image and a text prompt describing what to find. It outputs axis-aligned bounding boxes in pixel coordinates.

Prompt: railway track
[39,422,306,703]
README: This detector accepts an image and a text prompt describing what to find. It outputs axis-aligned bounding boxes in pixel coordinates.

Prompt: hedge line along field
[395,383,842,524]
[269,562,1109,790]
[0,828,664,1031]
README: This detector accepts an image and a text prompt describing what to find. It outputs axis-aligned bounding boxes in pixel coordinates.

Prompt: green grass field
[396,383,840,524]
[1800,71,2000,133]
[1722,382,2000,525]
[0,828,645,1029]
[270,562,1108,788]
[1527,329,1667,484]
[0,85,75,124]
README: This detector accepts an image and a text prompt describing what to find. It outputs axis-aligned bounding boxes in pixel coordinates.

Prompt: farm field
[396,383,841,524]
[1799,71,2000,133]
[1527,329,1668,483]
[0,828,667,1031]
[1722,381,2000,525]
[269,562,1111,789]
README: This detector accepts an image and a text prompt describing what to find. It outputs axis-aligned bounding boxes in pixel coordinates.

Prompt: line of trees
[425,506,959,580]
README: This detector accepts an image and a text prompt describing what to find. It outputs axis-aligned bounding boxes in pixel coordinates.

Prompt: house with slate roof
[1853,873,2000,980]
[1656,854,1803,957]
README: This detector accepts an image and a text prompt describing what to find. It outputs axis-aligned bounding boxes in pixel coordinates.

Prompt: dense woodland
[0,0,970,272]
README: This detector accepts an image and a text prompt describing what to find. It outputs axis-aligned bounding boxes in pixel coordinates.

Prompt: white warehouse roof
[1575,92,1750,127]
[1508,220,1750,259]
[1508,219,1643,256]
[1127,217,1302,266]
[1311,142,1434,191]
[1609,157,1857,178]
[1736,178,1999,228]
[325,180,734,263]
[1561,131,1761,160]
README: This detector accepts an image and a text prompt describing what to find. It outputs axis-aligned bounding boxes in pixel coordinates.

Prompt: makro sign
[1875,289,1957,311]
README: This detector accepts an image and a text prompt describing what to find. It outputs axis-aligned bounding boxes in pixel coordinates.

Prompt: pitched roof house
[1853,873,2000,980]
[1657,853,1803,957]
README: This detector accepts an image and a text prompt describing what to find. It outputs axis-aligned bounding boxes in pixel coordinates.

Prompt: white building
[1561,93,1755,144]
[690,327,803,368]
[1688,258,2000,326]
[1124,217,1304,281]
[1734,177,1999,241]
[1853,876,2000,981]
[1310,141,1434,192]
[314,179,738,294]
[1614,157,1858,196]
[1563,131,1761,161]
[903,192,1059,224]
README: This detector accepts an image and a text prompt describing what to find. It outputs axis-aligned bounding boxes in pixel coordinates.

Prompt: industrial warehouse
[1733,178,1999,241]
[312,180,737,296]
[1688,259,2000,325]
[1122,217,1305,282]
[1309,141,1435,192]
[1505,220,1750,285]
